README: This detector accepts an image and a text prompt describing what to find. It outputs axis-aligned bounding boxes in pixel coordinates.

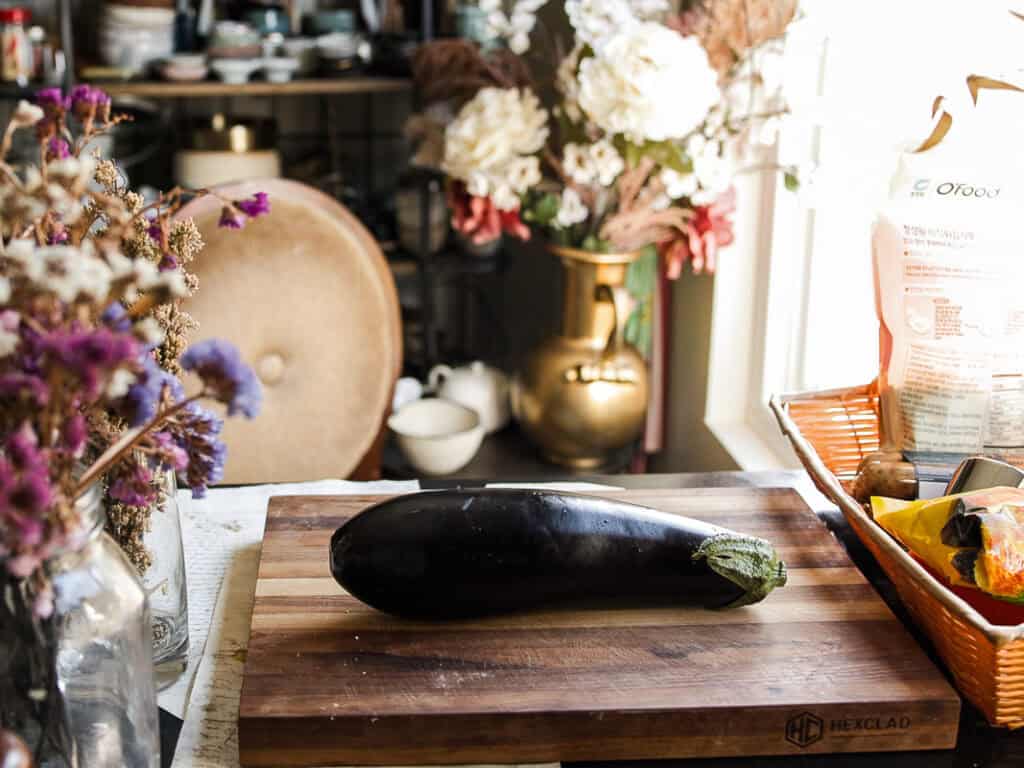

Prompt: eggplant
[330,490,787,619]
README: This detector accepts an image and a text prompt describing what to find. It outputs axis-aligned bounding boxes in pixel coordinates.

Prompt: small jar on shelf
[0,8,31,85]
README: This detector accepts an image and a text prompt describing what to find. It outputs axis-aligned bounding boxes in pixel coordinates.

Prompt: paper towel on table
[163,479,417,763]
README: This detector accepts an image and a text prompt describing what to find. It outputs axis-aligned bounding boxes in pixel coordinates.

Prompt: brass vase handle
[594,284,633,358]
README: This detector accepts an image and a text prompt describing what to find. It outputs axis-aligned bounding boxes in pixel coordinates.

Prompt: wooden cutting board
[238,488,961,767]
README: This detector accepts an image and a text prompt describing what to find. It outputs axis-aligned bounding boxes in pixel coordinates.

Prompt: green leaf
[619,139,693,174]
[624,245,658,359]
[784,171,800,192]
[524,192,560,226]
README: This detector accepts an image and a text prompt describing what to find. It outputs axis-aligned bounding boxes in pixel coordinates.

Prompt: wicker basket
[771,382,1024,728]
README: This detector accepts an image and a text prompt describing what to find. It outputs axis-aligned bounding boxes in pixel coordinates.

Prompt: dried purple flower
[69,84,111,122]
[0,372,50,405]
[180,339,261,418]
[107,460,157,507]
[168,402,226,498]
[236,192,270,218]
[150,430,189,472]
[35,87,68,111]
[47,136,70,160]
[0,424,57,580]
[42,328,140,401]
[101,303,132,332]
[62,413,87,458]
[47,227,68,245]
[119,354,179,427]
[217,206,245,229]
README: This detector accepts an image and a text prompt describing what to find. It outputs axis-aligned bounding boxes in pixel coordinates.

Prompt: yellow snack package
[872,487,1024,601]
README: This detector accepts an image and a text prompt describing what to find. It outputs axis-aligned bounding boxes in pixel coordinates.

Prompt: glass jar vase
[0,484,160,768]
[105,468,190,690]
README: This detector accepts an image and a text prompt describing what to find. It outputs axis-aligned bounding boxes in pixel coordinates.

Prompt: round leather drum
[177,179,401,484]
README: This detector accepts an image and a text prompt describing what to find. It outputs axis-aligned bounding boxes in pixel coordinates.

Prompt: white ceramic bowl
[388,399,485,476]
[281,37,318,75]
[261,56,299,83]
[162,63,209,82]
[210,58,261,84]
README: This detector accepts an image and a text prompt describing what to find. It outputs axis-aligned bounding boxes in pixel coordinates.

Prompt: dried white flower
[555,188,588,228]
[11,100,44,129]
[134,317,165,346]
[5,239,35,265]
[578,23,720,143]
[106,368,136,399]
[0,328,18,358]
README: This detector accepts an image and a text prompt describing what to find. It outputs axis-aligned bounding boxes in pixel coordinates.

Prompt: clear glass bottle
[0,484,160,768]
[105,467,190,690]
[144,470,189,689]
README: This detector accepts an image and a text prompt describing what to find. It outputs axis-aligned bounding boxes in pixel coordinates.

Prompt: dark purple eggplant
[329,490,787,618]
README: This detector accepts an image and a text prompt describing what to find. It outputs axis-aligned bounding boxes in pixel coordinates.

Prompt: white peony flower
[578,23,720,143]
[563,143,596,185]
[589,139,624,186]
[443,87,549,185]
[660,167,698,199]
[11,100,44,129]
[491,184,521,212]
[629,0,668,17]
[555,188,588,228]
[506,156,541,193]
[566,0,637,52]
[466,171,491,198]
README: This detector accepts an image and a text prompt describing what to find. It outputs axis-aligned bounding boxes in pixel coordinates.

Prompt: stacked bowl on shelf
[98,0,175,77]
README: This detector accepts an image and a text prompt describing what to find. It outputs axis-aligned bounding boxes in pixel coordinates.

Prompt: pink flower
[660,187,736,277]
[447,183,529,245]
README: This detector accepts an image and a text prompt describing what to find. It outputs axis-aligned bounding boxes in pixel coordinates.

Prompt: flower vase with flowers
[409,0,798,464]
[0,85,268,766]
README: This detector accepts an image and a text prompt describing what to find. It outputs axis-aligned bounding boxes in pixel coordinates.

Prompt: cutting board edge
[238,697,961,767]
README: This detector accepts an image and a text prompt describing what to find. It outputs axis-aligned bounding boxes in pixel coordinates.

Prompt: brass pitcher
[511,245,649,468]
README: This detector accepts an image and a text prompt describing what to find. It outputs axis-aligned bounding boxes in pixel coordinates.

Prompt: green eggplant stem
[692,533,788,609]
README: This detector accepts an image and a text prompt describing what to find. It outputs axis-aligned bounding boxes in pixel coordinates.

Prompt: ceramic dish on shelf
[261,56,299,83]
[161,62,209,82]
[165,53,206,68]
[281,37,318,76]
[210,58,261,84]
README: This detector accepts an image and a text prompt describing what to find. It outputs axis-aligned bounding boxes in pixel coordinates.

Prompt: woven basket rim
[771,386,1024,646]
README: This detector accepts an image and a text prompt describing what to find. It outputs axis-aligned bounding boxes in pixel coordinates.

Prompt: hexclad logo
[785,711,824,748]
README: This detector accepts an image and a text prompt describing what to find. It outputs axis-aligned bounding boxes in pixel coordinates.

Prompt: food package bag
[873,84,1024,464]
[873,486,1024,602]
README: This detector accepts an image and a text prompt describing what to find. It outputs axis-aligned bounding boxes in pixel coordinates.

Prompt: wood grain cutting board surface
[238,488,960,767]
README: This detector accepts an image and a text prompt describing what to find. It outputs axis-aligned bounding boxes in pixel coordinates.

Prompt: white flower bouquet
[412,0,799,275]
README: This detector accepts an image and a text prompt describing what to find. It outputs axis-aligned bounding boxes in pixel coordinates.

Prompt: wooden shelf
[99,77,412,98]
